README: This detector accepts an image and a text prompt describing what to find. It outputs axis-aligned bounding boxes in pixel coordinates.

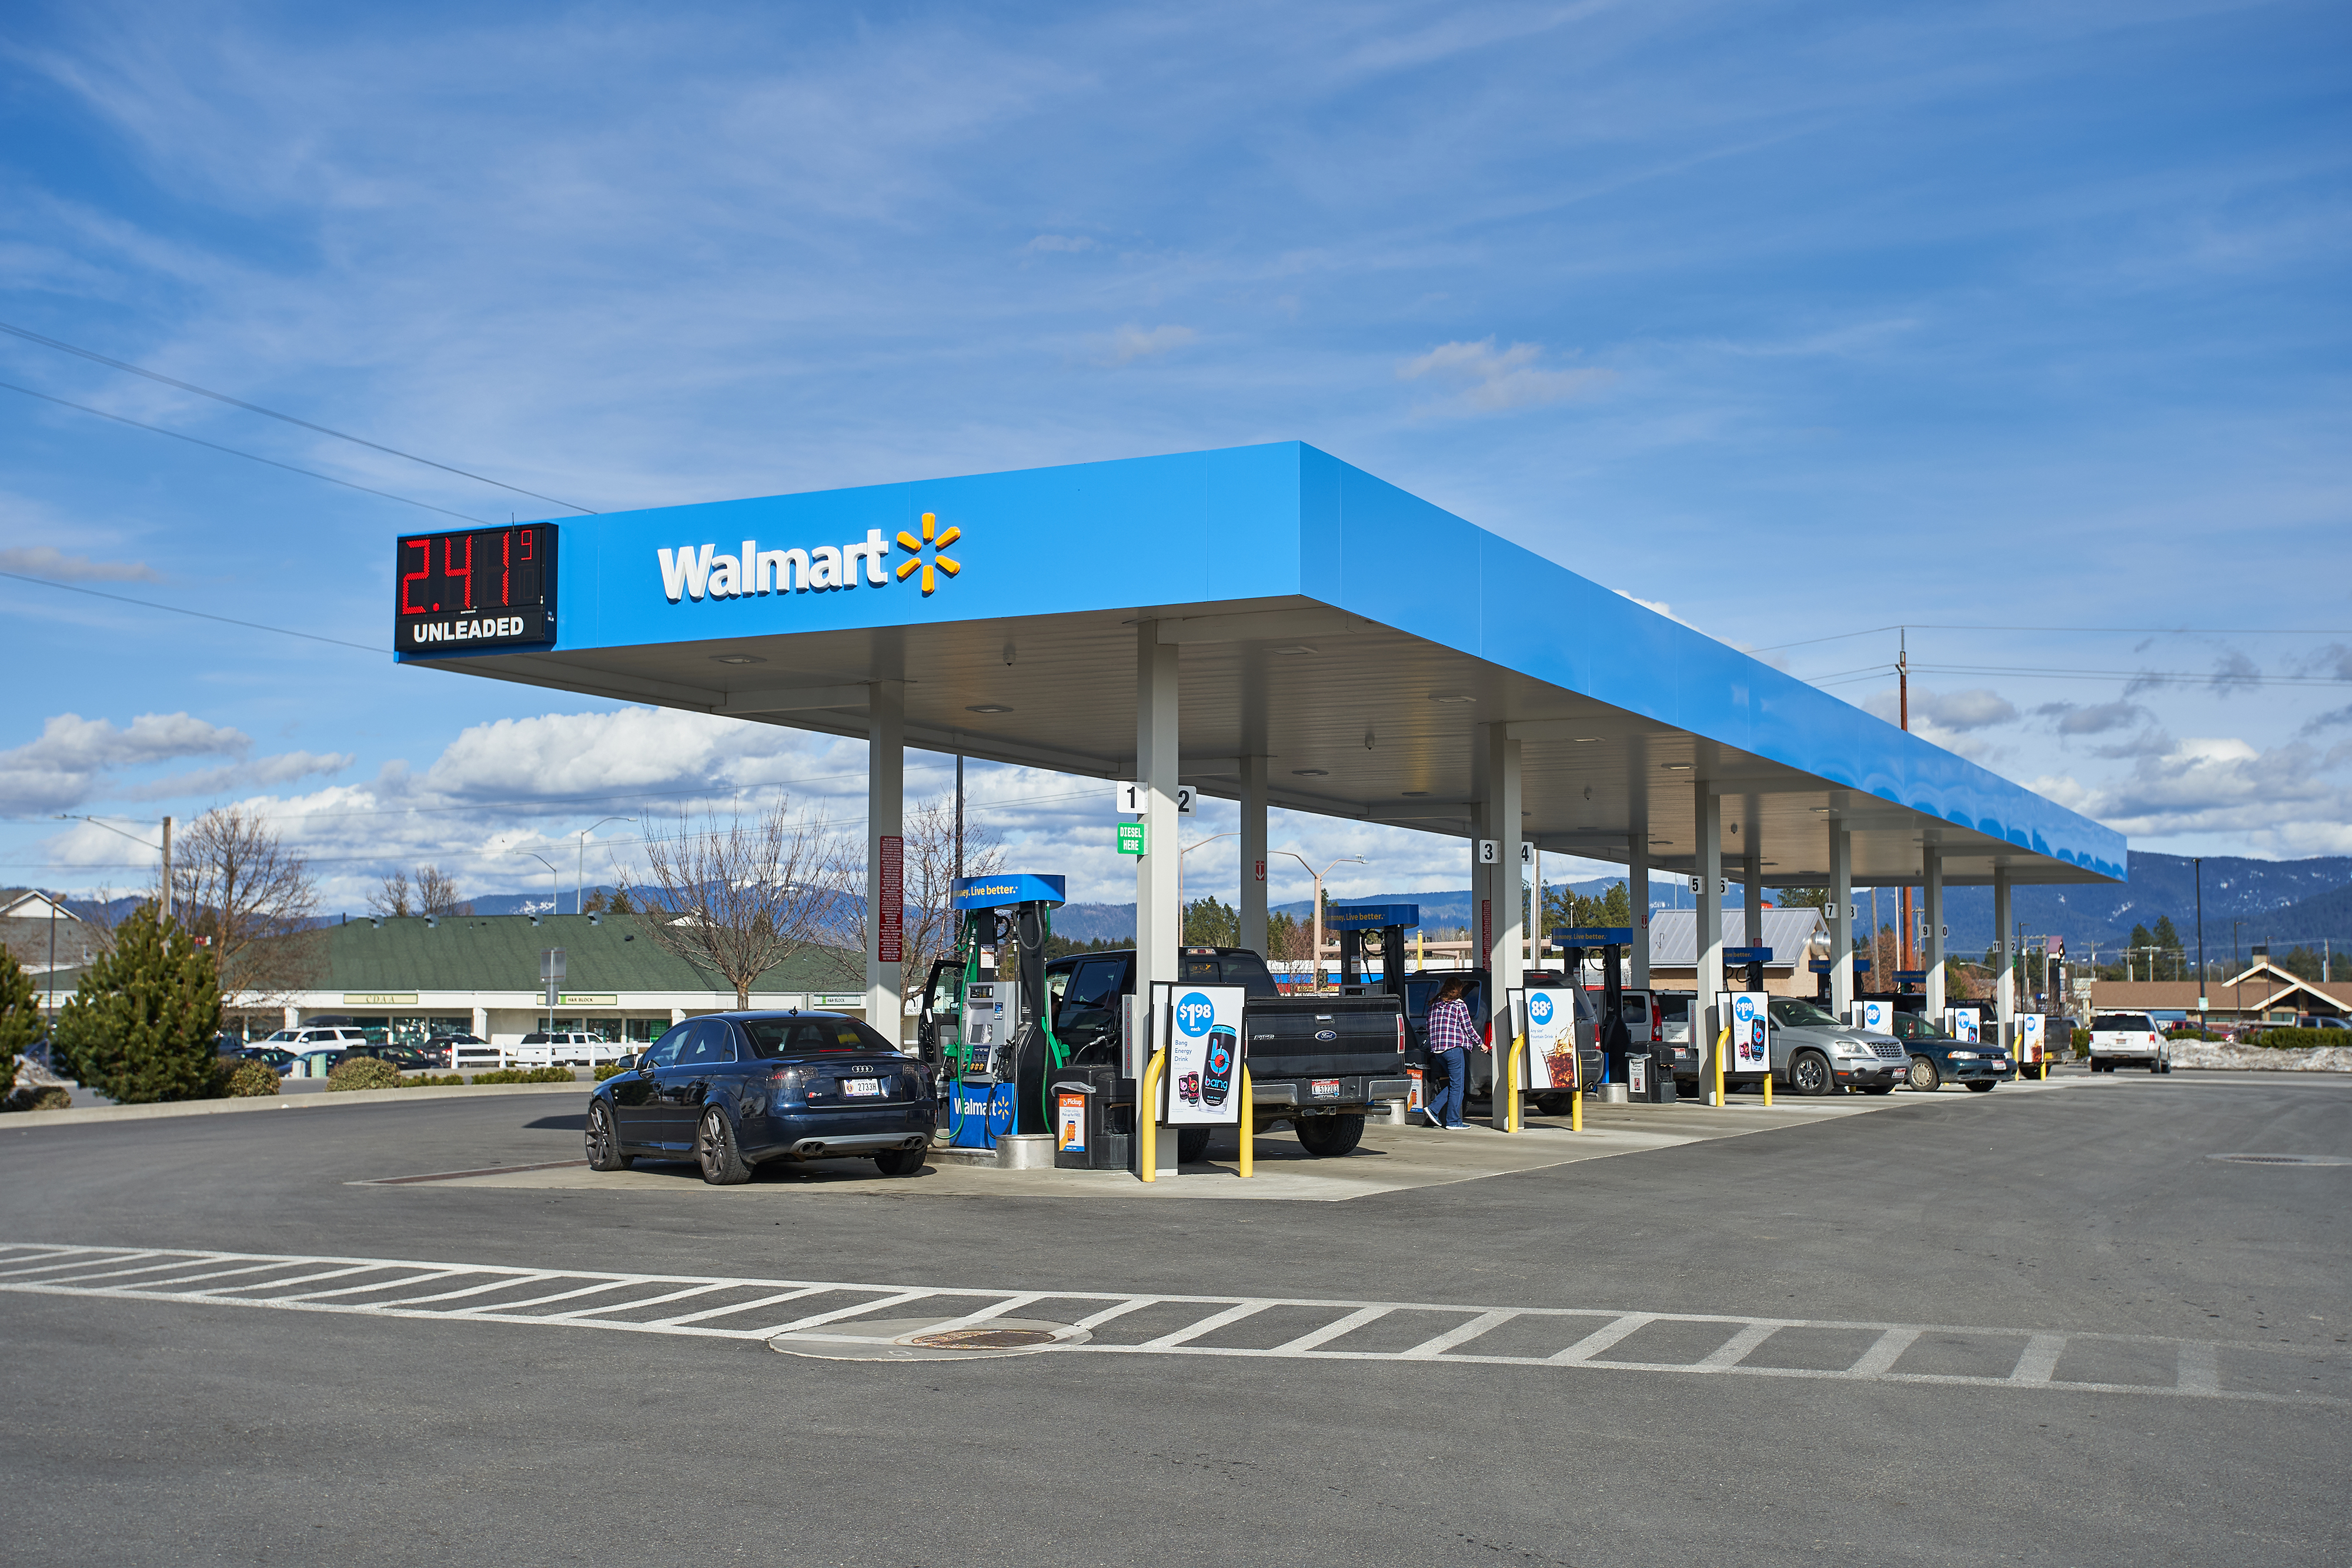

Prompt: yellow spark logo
[895,512,962,595]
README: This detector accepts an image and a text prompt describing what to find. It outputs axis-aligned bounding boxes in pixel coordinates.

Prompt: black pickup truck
[1047,946,1411,1159]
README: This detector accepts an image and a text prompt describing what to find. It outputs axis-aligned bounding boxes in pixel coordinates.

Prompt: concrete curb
[0,1080,592,1129]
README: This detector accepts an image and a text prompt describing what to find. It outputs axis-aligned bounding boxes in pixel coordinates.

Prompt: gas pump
[1330,903,1418,997]
[931,874,1068,1149]
[1552,925,1656,1099]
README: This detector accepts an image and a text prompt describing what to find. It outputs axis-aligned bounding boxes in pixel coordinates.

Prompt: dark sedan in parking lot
[584,1011,936,1185]
[1886,1009,2014,1092]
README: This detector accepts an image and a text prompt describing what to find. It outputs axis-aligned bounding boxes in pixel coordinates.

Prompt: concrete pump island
[393,440,2125,1185]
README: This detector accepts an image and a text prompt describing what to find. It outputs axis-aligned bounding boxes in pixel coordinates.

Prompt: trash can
[1051,1064,1122,1169]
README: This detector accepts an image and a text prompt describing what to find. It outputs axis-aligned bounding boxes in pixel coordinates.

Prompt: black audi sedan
[584,1011,935,1185]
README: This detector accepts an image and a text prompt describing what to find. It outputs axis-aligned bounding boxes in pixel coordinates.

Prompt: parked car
[342,1042,435,1072]
[1885,1010,2014,1092]
[258,1026,370,1076]
[232,1045,298,1073]
[2293,1015,2350,1031]
[1762,996,1909,1095]
[515,1031,625,1068]
[585,1011,934,1184]
[425,1032,492,1068]
[2087,1012,2171,1074]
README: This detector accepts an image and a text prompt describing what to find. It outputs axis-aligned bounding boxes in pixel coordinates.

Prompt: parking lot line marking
[757,1289,940,1336]
[269,1270,466,1303]
[903,1292,1049,1336]
[1847,1326,1920,1377]
[1068,1297,1161,1333]
[1695,1320,1786,1370]
[1272,1304,1395,1353]
[1548,1313,1655,1364]
[537,1282,736,1320]
[0,1248,161,1280]
[4,1242,2338,1407]
[1402,1309,1519,1359]
[646,1287,831,1328]
[376,1272,560,1306]
[2010,1334,2066,1385]
[1140,1299,1277,1349]
[13,1255,212,1286]
[2176,1341,2220,1396]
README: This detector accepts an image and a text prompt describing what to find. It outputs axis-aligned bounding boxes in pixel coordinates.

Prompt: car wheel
[584,1101,632,1171]
[1536,1092,1573,1115]
[1294,1114,1365,1158]
[873,1147,926,1178]
[1965,1080,1996,1093]
[2089,1057,2107,1073]
[1859,1084,1895,1096]
[1175,1126,1212,1164]
[1909,1056,1941,1092]
[696,1106,751,1185]
[1789,1050,1833,1097]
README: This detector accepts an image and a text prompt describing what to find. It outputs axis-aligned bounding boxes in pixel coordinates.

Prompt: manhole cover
[906,1327,1060,1349]
[2207,1153,2352,1166]
[769,1316,1088,1361]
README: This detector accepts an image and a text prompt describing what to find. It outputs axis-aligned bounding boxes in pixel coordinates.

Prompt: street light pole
[1178,833,1237,924]
[520,851,563,1032]
[576,817,631,913]
[1272,851,1364,991]
[2193,857,2207,1017]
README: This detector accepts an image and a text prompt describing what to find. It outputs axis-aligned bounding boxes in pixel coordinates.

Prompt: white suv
[513,1031,624,1067]
[2089,1012,2171,1074]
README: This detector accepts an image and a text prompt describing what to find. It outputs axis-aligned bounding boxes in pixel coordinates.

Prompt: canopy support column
[1995,864,2015,1053]
[1628,831,1651,990]
[1239,755,1268,958]
[1482,725,1522,1131]
[1923,847,1945,1017]
[1134,624,1181,1059]
[1829,823,1854,1021]
[865,678,904,1043]
[1696,782,1724,1101]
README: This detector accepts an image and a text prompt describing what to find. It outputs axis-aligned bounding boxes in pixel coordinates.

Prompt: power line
[1753,623,2352,654]
[1,380,491,524]
[1804,660,2352,691]
[0,569,382,653]
[0,319,597,515]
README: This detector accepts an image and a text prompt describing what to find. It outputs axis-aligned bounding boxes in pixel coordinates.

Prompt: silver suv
[1764,996,1908,1095]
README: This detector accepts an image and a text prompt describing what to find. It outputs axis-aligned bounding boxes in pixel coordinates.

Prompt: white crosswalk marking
[0,1242,2334,1409]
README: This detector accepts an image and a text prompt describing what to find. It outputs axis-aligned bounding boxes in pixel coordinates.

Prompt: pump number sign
[1163,986,1244,1126]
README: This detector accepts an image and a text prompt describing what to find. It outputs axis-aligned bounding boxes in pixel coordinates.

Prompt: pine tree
[51,903,223,1104]
[0,950,39,1085]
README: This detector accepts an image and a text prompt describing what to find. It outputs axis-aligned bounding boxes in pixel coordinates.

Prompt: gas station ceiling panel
[398,443,2123,888]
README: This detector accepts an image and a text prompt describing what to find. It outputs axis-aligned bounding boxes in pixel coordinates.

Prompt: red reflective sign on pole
[877,834,904,963]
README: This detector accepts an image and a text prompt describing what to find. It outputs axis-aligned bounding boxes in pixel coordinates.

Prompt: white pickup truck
[511,1031,627,1068]
[2088,1012,2171,1074]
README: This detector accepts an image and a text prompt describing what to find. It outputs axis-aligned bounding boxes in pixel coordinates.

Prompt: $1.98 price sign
[1162,985,1244,1126]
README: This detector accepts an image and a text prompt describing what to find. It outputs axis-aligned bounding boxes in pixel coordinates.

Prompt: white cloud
[0,712,248,815]
[1097,324,1197,365]
[120,750,353,800]
[2037,698,2152,736]
[2029,733,2352,854]
[1398,336,1612,413]
[0,545,160,582]
[1865,687,2016,733]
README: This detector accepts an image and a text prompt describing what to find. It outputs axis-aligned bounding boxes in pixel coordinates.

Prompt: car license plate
[1311,1078,1341,1099]
[843,1078,884,1098]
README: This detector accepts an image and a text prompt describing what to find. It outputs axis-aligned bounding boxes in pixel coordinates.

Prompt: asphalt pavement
[1,1071,2345,1566]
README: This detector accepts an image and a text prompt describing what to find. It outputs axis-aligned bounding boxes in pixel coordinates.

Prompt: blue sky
[2,0,2347,915]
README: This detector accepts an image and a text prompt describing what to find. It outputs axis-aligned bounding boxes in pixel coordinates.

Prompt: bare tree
[826,793,1004,1002]
[369,870,412,918]
[413,864,470,916]
[630,801,844,1008]
[170,805,321,1011]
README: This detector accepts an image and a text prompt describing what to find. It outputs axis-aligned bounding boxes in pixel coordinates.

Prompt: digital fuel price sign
[394,525,556,651]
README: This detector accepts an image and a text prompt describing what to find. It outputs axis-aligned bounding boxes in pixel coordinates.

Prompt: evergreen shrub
[325,1057,403,1091]
[51,904,223,1104]
[224,1060,280,1096]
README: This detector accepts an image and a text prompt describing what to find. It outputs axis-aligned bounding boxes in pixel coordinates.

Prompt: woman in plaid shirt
[1422,977,1481,1129]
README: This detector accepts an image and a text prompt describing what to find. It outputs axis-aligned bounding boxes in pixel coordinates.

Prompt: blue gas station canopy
[399,442,2124,890]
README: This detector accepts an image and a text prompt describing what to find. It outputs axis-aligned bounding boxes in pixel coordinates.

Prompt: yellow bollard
[1571,1058,1583,1132]
[1238,1065,1253,1179]
[1505,1035,1526,1132]
[1762,1056,1773,1106]
[1714,1025,1729,1105]
[1138,1048,1165,1183]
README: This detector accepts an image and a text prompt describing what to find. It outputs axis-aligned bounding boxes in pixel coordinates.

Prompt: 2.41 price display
[394,525,557,650]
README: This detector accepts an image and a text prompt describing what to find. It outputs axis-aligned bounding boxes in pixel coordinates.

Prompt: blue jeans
[1426,1048,1465,1127]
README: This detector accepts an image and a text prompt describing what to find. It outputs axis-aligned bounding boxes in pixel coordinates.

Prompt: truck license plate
[1311,1078,1341,1099]
[843,1078,883,1098]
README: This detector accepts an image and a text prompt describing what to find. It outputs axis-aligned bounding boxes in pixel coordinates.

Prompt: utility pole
[2194,858,2206,1016]
[159,815,172,925]
[954,753,965,887]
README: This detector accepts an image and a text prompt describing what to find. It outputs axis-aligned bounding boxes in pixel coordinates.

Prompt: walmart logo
[656,513,967,602]
[896,513,963,596]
